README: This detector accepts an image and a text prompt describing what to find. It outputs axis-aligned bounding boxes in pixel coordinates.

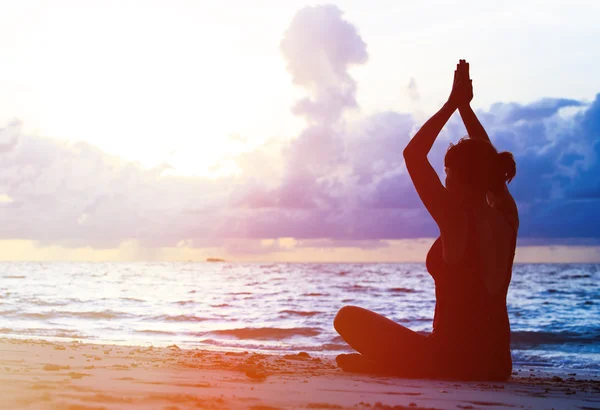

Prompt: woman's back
[426,204,516,380]
[474,205,516,295]
[439,203,516,295]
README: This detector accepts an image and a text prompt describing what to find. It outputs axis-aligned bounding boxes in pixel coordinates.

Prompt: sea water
[0,262,598,370]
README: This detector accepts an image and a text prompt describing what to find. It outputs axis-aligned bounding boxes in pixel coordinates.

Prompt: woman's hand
[448,59,473,108]
[456,59,492,144]
[458,59,473,107]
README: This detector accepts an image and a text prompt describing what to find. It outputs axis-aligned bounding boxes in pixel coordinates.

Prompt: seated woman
[333,60,519,381]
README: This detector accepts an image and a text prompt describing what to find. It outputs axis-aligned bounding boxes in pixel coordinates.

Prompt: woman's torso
[425,205,516,380]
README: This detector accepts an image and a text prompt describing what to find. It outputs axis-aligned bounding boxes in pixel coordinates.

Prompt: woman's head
[444,137,516,198]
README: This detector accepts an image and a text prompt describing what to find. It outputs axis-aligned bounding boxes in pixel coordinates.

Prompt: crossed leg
[333,305,438,378]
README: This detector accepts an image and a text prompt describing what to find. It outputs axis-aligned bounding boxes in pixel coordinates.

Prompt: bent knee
[333,305,361,334]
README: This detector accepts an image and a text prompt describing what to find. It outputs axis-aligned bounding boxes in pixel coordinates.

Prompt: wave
[321,343,350,351]
[342,285,372,292]
[16,310,134,320]
[17,312,60,319]
[331,335,344,343]
[545,289,570,295]
[511,331,600,346]
[135,329,175,335]
[147,314,210,323]
[173,300,197,306]
[511,350,600,370]
[121,297,145,302]
[74,310,133,320]
[560,274,592,279]
[279,310,321,317]
[206,327,321,340]
[4,327,85,338]
[388,287,417,293]
[25,298,72,307]
[199,338,349,352]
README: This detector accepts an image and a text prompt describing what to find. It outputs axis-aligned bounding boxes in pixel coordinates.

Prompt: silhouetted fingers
[459,61,469,84]
[459,60,468,80]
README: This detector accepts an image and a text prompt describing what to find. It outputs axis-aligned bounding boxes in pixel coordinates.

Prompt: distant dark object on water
[206,257,226,262]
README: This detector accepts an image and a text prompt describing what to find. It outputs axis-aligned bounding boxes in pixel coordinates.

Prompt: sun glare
[7,2,296,177]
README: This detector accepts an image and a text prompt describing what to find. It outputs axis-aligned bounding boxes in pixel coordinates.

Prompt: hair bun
[498,151,516,184]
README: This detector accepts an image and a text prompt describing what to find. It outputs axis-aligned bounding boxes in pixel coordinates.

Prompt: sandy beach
[1,338,598,410]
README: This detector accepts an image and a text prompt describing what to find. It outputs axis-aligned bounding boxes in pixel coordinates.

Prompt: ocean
[0,262,598,370]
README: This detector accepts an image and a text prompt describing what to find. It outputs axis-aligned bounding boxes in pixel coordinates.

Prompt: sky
[0,0,599,262]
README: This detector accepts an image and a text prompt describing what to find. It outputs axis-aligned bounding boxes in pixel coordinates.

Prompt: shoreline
[1,337,599,409]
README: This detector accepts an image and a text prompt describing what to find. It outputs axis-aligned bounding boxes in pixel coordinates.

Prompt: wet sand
[1,337,598,410]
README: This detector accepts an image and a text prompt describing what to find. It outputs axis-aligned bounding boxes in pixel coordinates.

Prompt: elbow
[403,146,420,162]
[403,148,416,171]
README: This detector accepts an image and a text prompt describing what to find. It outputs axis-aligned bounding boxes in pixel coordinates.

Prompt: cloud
[487,98,583,124]
[0,4,599,254]
[407,78,420,103]
[280,4,367,125]
[294,239,389,250]
[0,120,21,153]
[0,129,238,248]
[234,3,600,246]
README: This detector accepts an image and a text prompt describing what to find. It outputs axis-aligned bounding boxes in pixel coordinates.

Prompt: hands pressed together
[448,59,473,108]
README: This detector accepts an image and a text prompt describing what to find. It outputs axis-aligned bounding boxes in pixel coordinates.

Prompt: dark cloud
[230,6,600,246]
[240,3,600,246]
[488,98,583,124]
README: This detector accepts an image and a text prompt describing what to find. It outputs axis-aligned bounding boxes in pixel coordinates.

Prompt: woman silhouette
[334,60,518,381]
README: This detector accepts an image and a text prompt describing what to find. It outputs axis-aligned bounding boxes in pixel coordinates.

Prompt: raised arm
[403,102,455,158]
[403,67,466,226]
[456,60,491,143]
[456,59,519,231]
